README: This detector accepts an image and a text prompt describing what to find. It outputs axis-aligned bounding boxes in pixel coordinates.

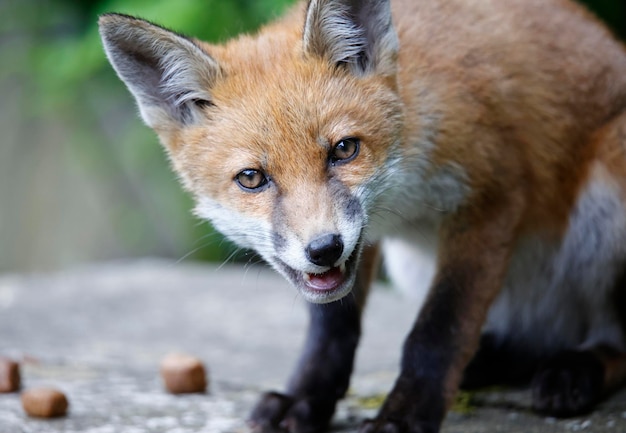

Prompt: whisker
[217,247,245,270]
[174,235,223,264]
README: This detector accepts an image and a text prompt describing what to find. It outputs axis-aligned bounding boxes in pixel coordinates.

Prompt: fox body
[99,0,626,432]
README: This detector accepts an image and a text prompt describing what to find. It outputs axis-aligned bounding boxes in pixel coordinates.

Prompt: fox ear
[99,14,220,129]
[303,0,398,76]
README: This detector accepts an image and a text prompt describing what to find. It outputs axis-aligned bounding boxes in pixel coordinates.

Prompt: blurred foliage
[0,0,297,270]
[0,0,623,271]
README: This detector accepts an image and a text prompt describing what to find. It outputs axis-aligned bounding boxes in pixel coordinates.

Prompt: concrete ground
[0,259,625,433]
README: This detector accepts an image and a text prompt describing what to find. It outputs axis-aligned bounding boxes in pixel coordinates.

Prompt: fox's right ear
[98,14,220,130]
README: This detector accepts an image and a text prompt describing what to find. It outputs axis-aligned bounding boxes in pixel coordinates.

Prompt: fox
[98,0,626,432]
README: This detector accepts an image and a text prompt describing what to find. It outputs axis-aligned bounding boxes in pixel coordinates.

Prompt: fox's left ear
[303,0,398,77]
[99,13,220,130]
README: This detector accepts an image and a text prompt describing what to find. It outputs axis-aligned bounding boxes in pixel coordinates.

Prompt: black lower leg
[249,295,361,433]
[532,350,604,418]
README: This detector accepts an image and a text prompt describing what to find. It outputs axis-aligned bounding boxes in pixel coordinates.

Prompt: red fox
[99,0,626,432]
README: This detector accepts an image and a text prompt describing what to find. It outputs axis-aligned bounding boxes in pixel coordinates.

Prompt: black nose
[306,234,344,267]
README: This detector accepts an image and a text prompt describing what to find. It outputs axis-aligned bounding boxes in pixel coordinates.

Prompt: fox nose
[306,234,344,267]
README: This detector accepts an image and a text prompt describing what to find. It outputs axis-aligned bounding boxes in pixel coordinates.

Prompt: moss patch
[451,390,477,415]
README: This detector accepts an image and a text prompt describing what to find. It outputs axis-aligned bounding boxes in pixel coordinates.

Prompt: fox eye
[235,169,270,192]
[329,137,360,165]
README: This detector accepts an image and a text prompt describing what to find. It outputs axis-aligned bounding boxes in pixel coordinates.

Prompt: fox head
[99,0,403,303]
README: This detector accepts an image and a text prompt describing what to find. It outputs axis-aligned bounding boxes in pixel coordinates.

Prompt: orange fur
[153,0,626,239]
[100,0,626,431]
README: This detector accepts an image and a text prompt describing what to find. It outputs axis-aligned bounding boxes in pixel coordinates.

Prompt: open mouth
[275,244,361,304]
[303,262,347,292]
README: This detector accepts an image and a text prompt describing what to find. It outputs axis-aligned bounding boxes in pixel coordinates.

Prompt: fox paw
[531,351,604,418]
[248,391,336,433]
[359,418,439,433]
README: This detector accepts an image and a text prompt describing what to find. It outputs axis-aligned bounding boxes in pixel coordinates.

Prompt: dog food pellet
[21,388,69,418]
[160,353,207,394]
[0,357,20,393]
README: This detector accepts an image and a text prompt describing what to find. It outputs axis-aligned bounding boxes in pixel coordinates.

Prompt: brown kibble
[0,357,20,393]
[160,353,208,394]
[21,388,69,418]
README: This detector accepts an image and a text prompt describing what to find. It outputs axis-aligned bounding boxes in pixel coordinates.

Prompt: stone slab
[0,260,624,432]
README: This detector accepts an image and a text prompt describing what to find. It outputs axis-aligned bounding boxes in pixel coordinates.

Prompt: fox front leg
[249,246,379,433]
[249,300,359,433]
[362,203,522,433]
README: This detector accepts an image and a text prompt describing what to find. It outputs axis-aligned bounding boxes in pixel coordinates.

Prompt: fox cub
[100,0,626,432]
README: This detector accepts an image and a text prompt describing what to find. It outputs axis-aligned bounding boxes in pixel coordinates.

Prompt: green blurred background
[0,0,624,273]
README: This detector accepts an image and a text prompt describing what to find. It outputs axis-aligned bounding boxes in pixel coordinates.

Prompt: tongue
[306,267,344,291]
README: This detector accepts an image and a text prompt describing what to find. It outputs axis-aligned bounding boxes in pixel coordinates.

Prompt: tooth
[303,273,311,282]
[339,262,346,274]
